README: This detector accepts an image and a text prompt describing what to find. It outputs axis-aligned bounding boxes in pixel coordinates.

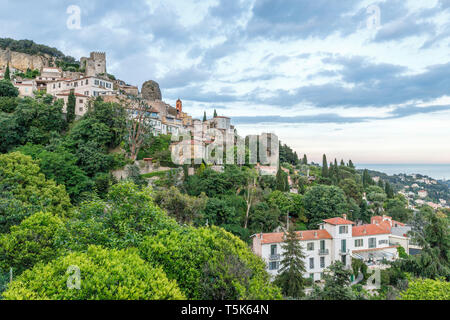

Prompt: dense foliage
[3,246,184,300]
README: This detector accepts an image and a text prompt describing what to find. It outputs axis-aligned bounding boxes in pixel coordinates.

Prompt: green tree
[0,79,19,97]
[322,154,328,177]
[385,181,395,199]
[302,154,308,165]
[348,160,355,168]
[339,178,363,204]
[274,227,307,298]
[308,262,355,300]
[4,63,10,80]
[214,109,217,117]
[16,144,94,203]
[400,278,450,300]
[139,226,282,300]
[275,167,289,192]
[66,89,76,124]
[2,246,184,300]
[154,187,207,224]
[303,185,348,228]
[0,212,65,275]
[0,152,71,233]
[362,169,374,188]
[203,111,207,122]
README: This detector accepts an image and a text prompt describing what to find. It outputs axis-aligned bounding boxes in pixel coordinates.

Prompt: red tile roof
[323,217,355,225]
[352,224,390,237]
[260,229,332,244]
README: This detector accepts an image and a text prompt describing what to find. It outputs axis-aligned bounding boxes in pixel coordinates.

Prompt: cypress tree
[322,154,328,177]
[203,111,207,122]
[378,179,384,189]
[274,226,307,298]
[340,159,345,166]
[302,154,308,165]
[385,181,394,199]
[4,63,10,81]
[213,109,217,117]
[66,89,76,124]
[348,160,355,168]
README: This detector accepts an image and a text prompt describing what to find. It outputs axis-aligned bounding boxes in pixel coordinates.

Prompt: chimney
[299,232,303,239]
[363,228,367,234]
[343,214,347,220]
[314,231,318,238]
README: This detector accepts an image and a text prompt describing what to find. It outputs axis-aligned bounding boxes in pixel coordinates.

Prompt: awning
[352,250,395,261]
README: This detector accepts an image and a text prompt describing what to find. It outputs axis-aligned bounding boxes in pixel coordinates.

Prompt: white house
[252,215,403,282]
[47,76,114,98]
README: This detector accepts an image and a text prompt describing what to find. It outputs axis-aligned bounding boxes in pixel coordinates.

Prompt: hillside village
[0,41,448,300]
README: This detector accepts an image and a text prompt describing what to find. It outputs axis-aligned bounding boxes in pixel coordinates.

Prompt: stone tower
[176,98,182,115]
[80,52,106,77]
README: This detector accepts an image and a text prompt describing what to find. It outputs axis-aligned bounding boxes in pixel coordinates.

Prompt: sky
[1,0,449,164]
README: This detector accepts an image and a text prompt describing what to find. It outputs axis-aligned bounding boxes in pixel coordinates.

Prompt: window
[320,257,325,268]
[85,79,88,85]
[369,238,376,248]
[79,107,83,112]
[307,242,314,251]
[53,84,55,89]
[320,240,325,251]
[270,245,277,255]
[339,226,348,234]
[341,239,347,252]
[269,262,279,270]
[309,258,314,269]
[95,80,99,85]
[355,239,363,247]
[58,83,61,88]
[79,99,83,103]
[379,239,388,245]
[84,91,89,96]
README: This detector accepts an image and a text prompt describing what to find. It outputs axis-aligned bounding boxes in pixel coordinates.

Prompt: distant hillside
[360,169,450,203]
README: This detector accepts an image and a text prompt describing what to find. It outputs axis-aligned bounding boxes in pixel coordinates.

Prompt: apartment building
[252,215,405,282]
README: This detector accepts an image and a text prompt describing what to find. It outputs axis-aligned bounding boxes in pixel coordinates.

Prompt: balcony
[339,249,350,255]
[269,254,280,261]
[318,249,329,256]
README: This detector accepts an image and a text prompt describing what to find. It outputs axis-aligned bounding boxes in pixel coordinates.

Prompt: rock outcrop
[141,80,162,101]
[0,48,52,71]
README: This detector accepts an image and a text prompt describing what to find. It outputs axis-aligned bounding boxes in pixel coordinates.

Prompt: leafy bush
[139,226,282,300]
[2,246,185,300]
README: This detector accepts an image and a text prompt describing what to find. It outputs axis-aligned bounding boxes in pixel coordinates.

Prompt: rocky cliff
[0,48,53,71]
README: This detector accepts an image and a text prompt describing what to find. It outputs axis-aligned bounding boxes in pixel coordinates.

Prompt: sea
[355,164,450,181]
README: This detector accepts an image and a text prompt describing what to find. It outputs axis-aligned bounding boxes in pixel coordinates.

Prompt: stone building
[80,52,107,77]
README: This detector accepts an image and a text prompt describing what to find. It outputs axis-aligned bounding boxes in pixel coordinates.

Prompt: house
[418,190,428,198]
[47,76,114,98]
[35,67,63,92]
[252,214,403,282]
[55,92,89,117]
[13,80,37,97]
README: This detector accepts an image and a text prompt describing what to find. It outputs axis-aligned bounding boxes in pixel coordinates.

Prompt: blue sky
[1,0,449,164]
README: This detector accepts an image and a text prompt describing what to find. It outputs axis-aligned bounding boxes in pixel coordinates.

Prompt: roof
[323,217,355,225]
[260,229,332,244]
[352,224,390,237]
